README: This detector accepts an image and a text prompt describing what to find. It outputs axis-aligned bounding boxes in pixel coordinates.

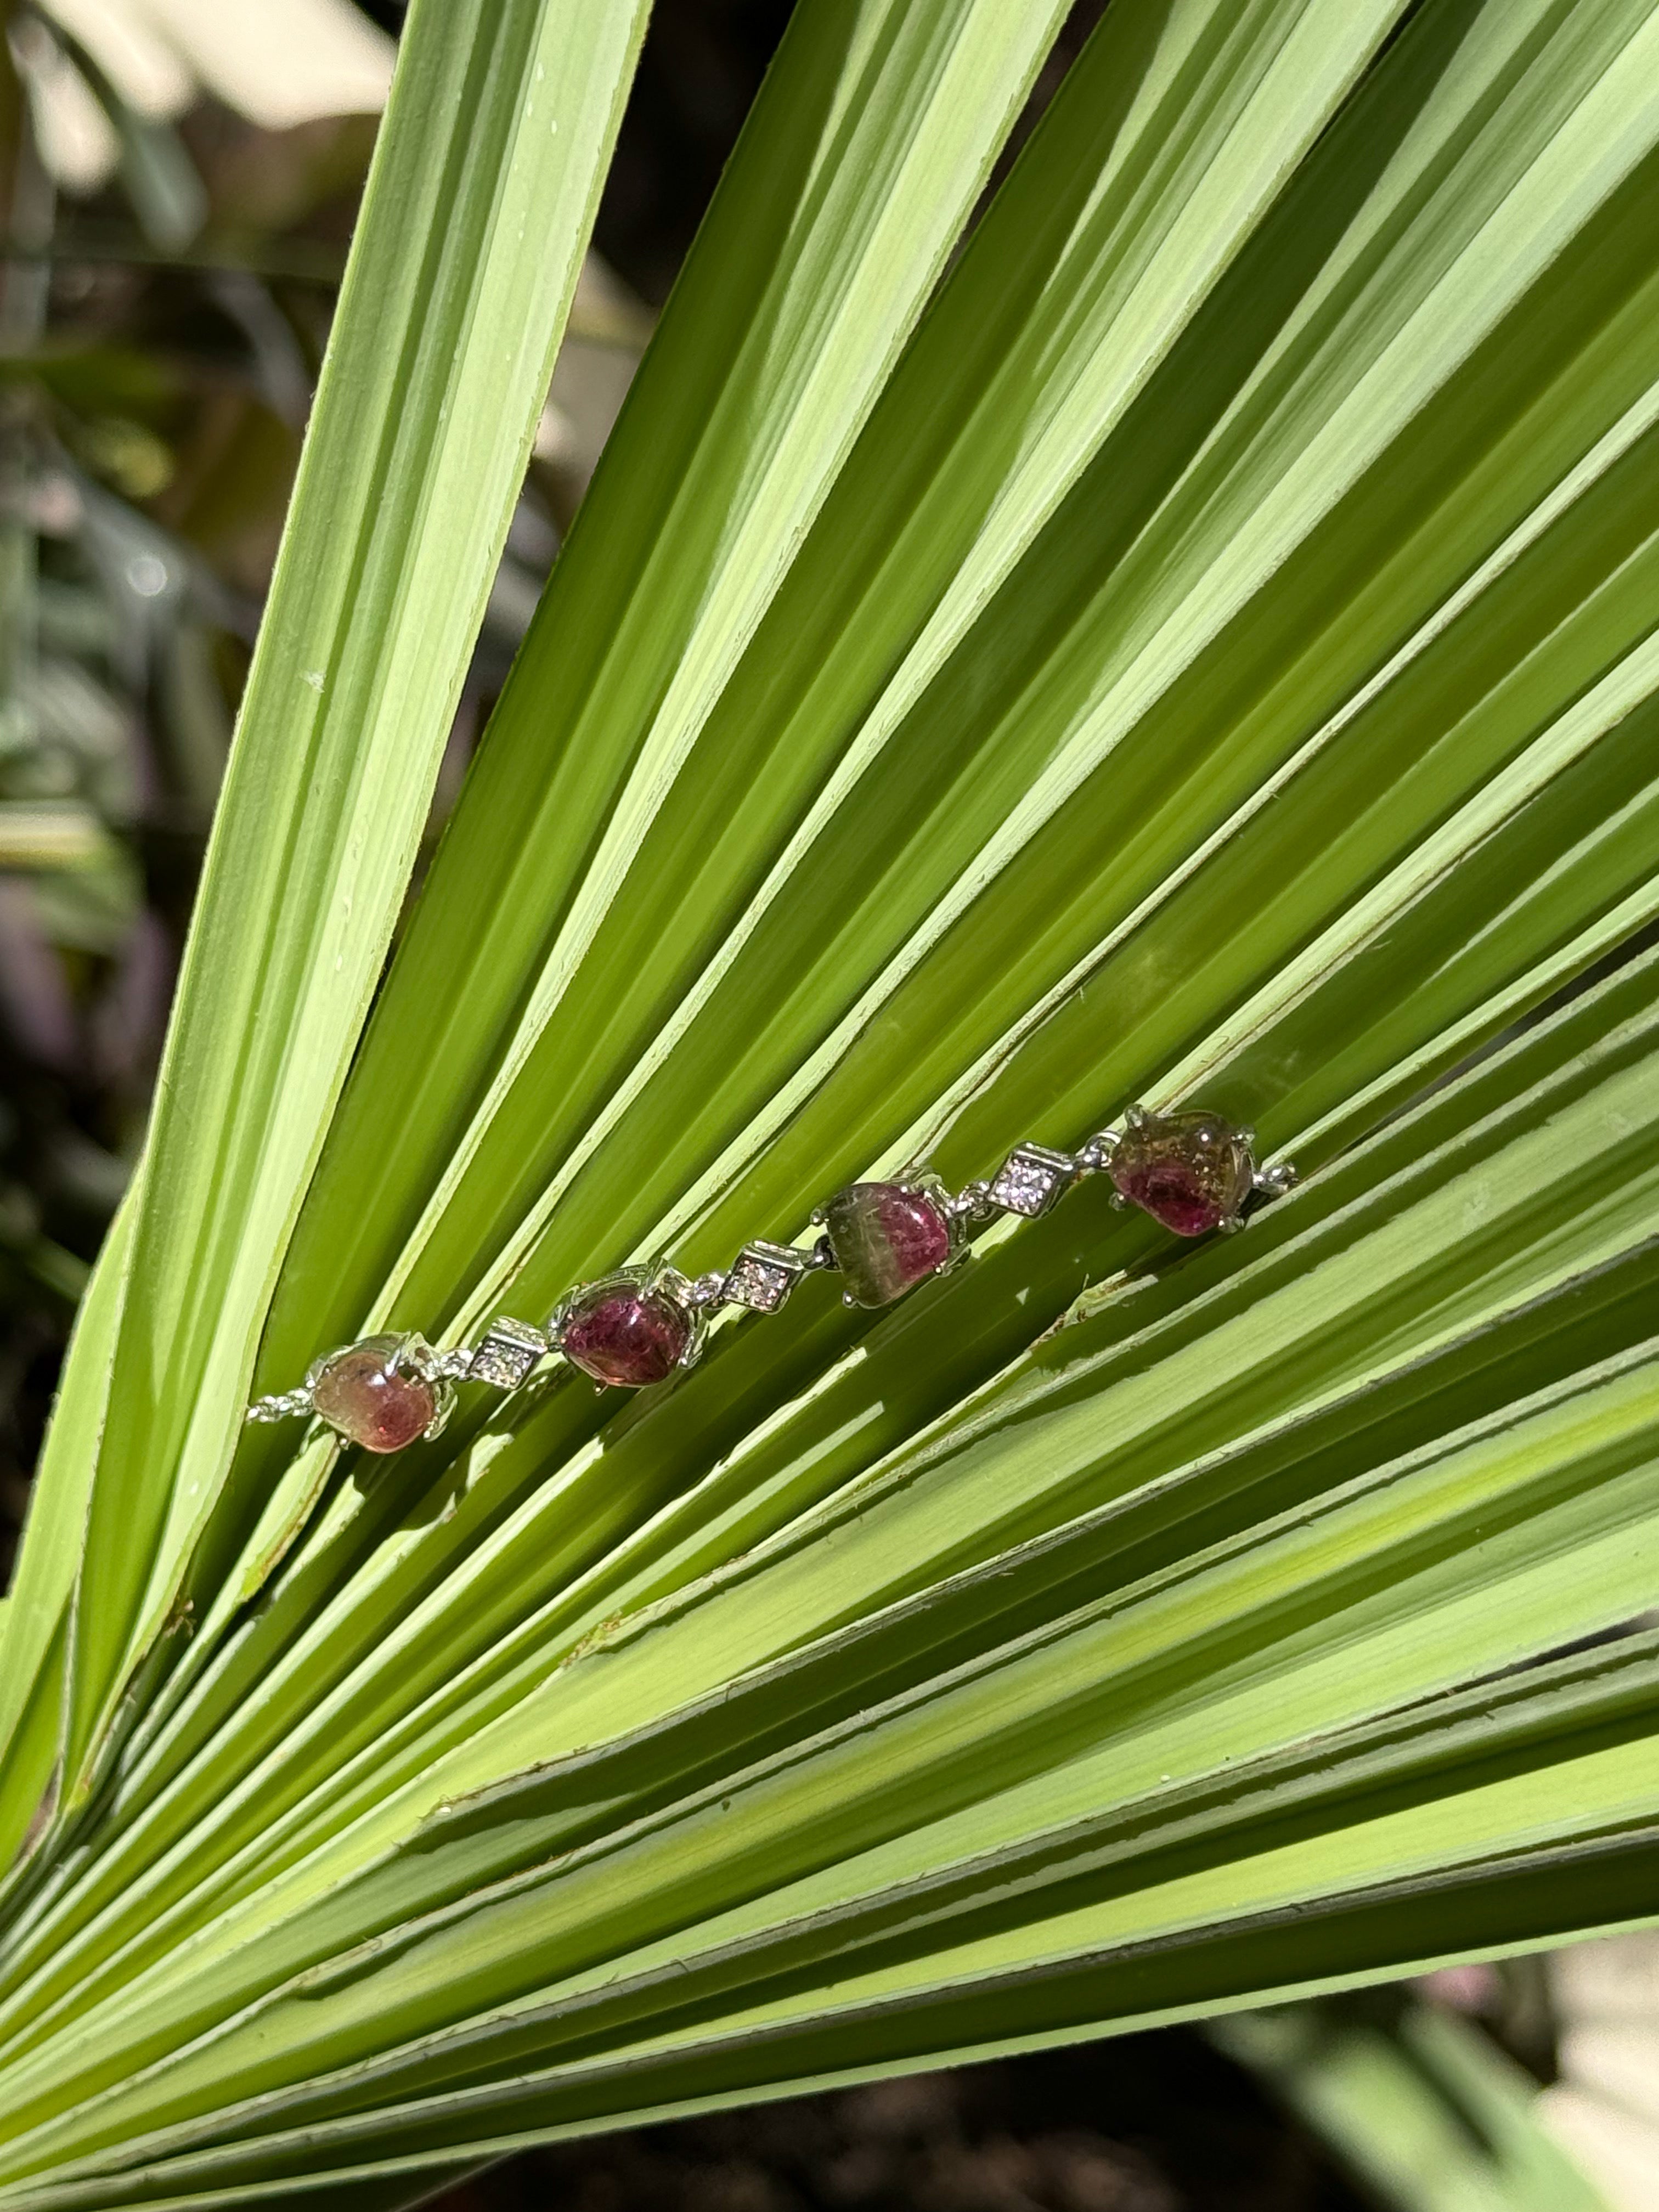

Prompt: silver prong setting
[652,1268,709,1368]
[902,1168,970,1271]
[393,1334,457,1439]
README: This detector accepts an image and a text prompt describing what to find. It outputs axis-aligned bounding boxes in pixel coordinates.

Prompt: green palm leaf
[3,0,1659,2200]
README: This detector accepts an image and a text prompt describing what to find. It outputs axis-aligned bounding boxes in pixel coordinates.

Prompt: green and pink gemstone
[1108,1108,1255,1237]
[817,1180,957,1307]
[308,1334,450,1453]
[556,1272,702,1388]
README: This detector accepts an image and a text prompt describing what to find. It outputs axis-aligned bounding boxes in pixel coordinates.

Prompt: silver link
[246,1387,313,1424]
[1074,1128,1121,1172]
[946,1178,996,1221]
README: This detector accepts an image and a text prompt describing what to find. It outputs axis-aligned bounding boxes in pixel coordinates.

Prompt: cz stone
[561,1281,691,1387]
[821,1182,951,1307]
[989,1143,1076,1219]
[467,1316,547,1390]
[724,1240,810,1314]
[311,1336,436,1453]
[1109,1109,1252,1237]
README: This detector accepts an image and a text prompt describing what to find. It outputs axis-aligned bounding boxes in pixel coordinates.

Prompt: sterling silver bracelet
[247,1104,1295,1454]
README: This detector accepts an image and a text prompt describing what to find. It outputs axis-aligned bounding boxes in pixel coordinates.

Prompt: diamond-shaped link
[989,1142,1075,1218]
[467,1316,548,1390]
[724,1240,812,1313]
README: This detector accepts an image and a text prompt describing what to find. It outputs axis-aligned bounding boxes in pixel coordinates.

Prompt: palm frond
[4,0,1659,2202]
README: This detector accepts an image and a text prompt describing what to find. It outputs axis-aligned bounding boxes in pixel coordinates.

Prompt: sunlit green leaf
[4,0,1659,2202]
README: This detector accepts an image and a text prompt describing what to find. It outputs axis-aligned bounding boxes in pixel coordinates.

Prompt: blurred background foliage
[0,0,685,1582]
[0,5,1650,2209]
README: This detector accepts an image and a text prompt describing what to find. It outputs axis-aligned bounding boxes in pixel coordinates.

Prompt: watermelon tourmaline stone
[1109,1110,1253,1237]
[561,1279,692,1387]
[821,1181,952,1307]
[310,1335,436,1453]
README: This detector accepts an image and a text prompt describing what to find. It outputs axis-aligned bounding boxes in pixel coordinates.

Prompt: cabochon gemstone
[561,1282,691,1387]
[822,1182,951,1307]
[1109,1110,1252,1237]
[311,1336,436,1453]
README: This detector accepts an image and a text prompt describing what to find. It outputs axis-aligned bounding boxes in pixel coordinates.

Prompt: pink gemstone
[311,1336,436,1453]
[1110,1110,1253,1237]
[822,1182,952,1307]
[561,1281,691,1387]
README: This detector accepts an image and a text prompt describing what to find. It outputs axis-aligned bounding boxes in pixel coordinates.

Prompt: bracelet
[247,1104,1296,1455]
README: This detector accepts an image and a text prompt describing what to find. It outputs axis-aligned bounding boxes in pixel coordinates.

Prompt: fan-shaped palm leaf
[4,0,1659,2202]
